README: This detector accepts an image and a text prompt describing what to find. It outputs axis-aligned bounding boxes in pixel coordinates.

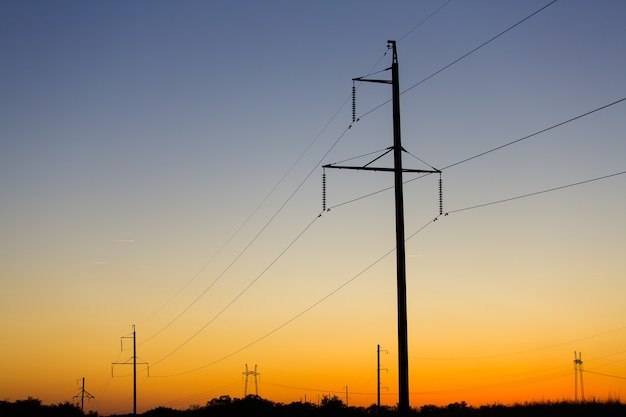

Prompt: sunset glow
[1,1,625,415]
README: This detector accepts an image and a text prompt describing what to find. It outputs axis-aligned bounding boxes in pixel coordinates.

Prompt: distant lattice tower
[573,351,585,402]
[243,364,260,397]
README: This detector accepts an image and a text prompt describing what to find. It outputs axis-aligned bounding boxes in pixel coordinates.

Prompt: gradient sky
[1,0,625,415]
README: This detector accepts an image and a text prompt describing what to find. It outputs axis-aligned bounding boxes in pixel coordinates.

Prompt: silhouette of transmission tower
[573,351,585,402]
[72,377,94,412]
[242,363,260,397]
[112,325,149,416]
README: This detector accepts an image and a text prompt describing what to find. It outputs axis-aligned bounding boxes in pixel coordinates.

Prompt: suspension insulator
[439,173,443,216]
[322,170,327,212]
[352,83,356,123]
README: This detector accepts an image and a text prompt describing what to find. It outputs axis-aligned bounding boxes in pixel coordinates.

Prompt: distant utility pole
[72,377,95,412]
[377,344,388,412]
[243,364,260,397]
[112,325,149,415]
[345,385,349,407]
[573,351,585,402]
[324,40,440,416]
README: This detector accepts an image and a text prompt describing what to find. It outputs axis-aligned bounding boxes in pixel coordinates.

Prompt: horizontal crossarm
[323,164,440,174]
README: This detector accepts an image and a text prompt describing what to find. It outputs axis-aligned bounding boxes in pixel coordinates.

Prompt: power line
[446,171,626,214]
[141,0,452,339]
[402,0,558,97]
[328,96,626,211]
[150,93,625,376]
[140,40,394,346]
[139,0,563,349]
[584,370,626,381]
[582,350,626,370]
[151,218,437,378]
[147,163,624,378]
[412,326,626,361]
[351,1,453,117]
[182,167,625,375]
[412,369,572,396]
[141,380,243,410]
[141,121,351,347]
[150,213,323,369]
[138,44,400,377]
[263,381,346,395]
[356,0,559,121]
[92,346,126,410]
[397,0,454,42]
[349,2,453,125]
[136,1,614,387]
[138,179,281,327]
[442,97,626,171]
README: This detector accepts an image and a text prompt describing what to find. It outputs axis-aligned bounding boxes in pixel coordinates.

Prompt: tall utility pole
[243,364,260,397]
[324,40,440,415]
[72,377,95,412]
[112,325,149,415]
[573,351,585,402]
[377,344,388,412]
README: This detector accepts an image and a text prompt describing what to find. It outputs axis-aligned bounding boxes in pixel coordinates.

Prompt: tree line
[2,394,625,417]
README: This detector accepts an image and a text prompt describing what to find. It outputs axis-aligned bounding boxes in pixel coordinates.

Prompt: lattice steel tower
[243,363,260,397]
[573,351,585,402]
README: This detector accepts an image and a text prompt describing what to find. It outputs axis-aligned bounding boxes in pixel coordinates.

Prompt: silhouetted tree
[282,400,317,417]
[318,394,346,417]
[364,403,395,416]
[231,395,275,417]
[143,406,182,416]
[321,395,344,408]
[9,395,626,417]
[50,401,86,416]
[206,395,232,407]
[419,404,442,415]
[0,398,87,417]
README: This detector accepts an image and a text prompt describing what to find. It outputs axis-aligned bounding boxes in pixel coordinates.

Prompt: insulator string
[322,168,327,212]
[439,172,443,216]
[351,81,356,123]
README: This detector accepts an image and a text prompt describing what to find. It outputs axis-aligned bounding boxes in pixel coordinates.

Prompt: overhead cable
[356,0,559,121]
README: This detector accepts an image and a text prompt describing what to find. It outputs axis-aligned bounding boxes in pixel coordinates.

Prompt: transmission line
[150,218,436,377]
[139,0,612,383]
[356,0,559,121]
[446,171,626,214]
[402,0,558,97]
[583,370,626,381]
[397,0,454,42]
[328,96,626,211]
[412,326,626,361]
[150,212,323,368]
[442,97,626,171]
[140,34,398,345]
[158,92,626,376]
[150,163,624,377]
[140,0,561,346]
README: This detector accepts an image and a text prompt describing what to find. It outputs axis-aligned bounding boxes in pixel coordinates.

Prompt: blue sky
[1,0,625,413]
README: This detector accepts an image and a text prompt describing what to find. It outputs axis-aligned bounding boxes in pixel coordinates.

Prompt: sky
[1,0,625,414]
